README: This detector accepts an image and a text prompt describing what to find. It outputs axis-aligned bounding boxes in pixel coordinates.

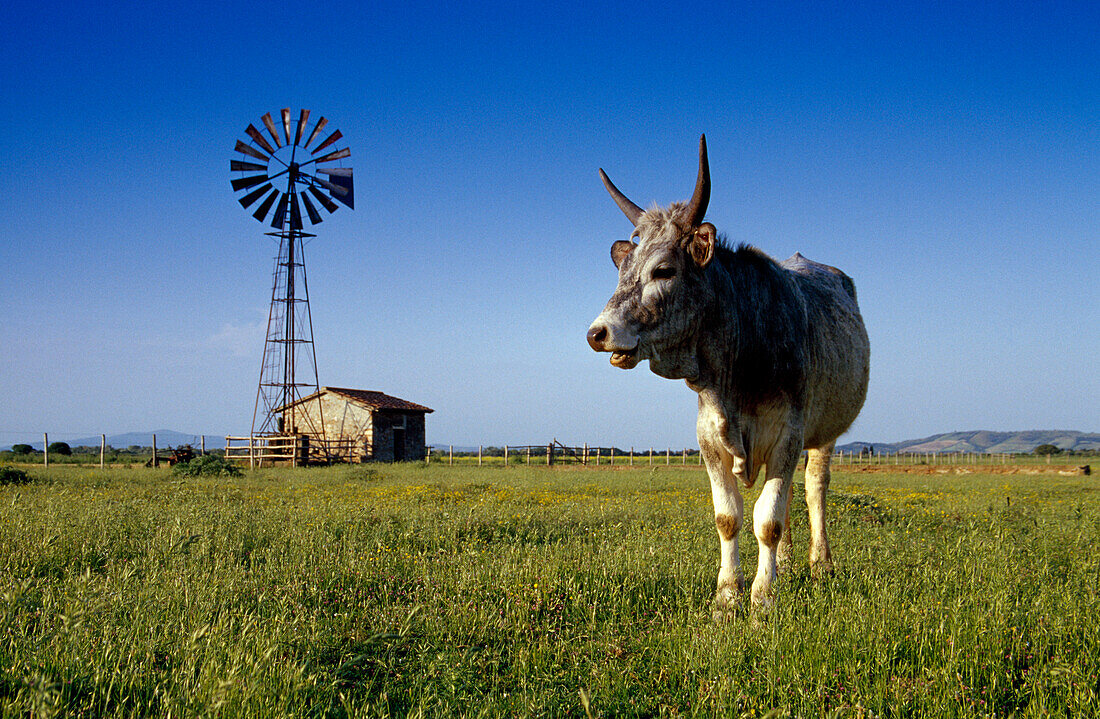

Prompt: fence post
[666,448,670,465]
[152,434,158,468]
[504,445,508,466]
[683,448,687,465]
[547,443,552,466]
[649,448,653,465]
[583,443,588,466]
[596,446,601,465]
[610,447,614,466]
[100,434,106,468]
[200,435,206,456]
[526,445,531,465]
[449,445,453,465]
[630,447,634,466]
[478,446,483,466]
[43,433,49,467]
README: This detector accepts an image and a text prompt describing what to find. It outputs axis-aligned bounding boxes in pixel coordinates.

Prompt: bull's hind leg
[805,445,834,576]
[775,480,794,570]
[750,432,802,609]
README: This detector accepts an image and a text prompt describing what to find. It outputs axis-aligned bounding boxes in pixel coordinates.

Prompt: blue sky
[1,0,1097,449]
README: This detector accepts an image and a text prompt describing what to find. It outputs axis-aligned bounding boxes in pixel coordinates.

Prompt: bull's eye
[651,266,676,281]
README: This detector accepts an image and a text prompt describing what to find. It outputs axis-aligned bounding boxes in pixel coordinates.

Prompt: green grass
[1,463,1098,717]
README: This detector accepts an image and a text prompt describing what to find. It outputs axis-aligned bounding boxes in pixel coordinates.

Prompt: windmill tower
[230,108,354,446]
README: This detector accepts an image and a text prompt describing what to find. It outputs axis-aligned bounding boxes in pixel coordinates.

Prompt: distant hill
[5,430,226,452]
[838,430,1100,454]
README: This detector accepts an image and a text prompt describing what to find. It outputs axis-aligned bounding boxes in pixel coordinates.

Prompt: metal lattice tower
[229,108,354,439]
[254,226,319,435]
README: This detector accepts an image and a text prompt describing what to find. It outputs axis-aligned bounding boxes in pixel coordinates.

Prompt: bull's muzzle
[587,321,640,369]
[586,324,609,351]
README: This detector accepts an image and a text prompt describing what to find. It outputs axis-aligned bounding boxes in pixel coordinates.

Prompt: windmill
[230,108,354,447]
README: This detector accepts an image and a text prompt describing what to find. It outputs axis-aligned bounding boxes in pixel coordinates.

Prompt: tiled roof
[322,387,434,413]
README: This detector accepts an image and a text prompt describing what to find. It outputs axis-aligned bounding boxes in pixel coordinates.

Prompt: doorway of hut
[393,427,406,462]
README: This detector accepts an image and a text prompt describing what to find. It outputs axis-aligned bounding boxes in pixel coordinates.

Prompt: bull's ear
[689,223,716,267]
[611,240,636,268]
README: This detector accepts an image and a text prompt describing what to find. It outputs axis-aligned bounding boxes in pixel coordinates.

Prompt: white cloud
[203,320,267,358]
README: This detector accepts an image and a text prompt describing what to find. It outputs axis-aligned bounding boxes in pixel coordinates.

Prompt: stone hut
[279,386,433,462]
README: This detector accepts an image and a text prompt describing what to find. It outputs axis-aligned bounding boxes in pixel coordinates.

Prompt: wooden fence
[224,435,359,468]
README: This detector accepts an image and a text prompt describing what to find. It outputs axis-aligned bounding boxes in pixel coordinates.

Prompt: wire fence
[427,442,702,467]
[427,442,1097,471]
[1,433,222,468]
[3,432,1096,473]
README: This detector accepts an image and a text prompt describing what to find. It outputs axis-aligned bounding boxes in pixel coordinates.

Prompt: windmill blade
[235,139,269,161]
[295,109,310,146]
[308,186,339,213]
[312,173,354,209]
[231,160,267,173]
[314,176,349,197]
[327,174,354,209]
[304,116,327,148]
[317,167,352,177]
[311,129,343,155]
[231,174,268,191]
[261,112,283,148]
[281,108,292,145]
[252,189,279,222]
[314,147,351,164]
[289,193,304,230]
[271,192,290,228]
[300,191,323,225]
[244,125,275,155]
[238,183,272,209]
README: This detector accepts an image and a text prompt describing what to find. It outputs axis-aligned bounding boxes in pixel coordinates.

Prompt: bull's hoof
[810,557,834,579]
[775,545,793,574]
[711,582,743,622]
[750,580,775,613]
[712,603,741,623]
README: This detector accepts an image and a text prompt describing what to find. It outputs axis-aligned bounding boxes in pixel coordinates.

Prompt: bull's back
[781,253,870,448]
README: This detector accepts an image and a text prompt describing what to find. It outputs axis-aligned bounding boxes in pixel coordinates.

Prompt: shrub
[171,454,243,478]
[47,442,72,456]
[0,467,31,485]
[1034,443,1062,456]
[11,444,34,455]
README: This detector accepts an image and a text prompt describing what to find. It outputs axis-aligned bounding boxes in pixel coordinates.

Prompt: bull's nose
[587,325,607,351]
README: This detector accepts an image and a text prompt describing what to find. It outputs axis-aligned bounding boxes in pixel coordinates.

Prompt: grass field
[1,462,1098,717]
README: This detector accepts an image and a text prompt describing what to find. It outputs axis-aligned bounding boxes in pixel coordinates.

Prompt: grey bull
[586,136,869,615]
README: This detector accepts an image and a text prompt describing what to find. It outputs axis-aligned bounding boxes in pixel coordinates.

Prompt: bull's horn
[599,168,643,226]
[686,134,711,227]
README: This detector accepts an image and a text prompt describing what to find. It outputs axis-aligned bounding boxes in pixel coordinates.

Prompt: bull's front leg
[751,430,803,609]
[698,407,745,620]
[707,449,744,619]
